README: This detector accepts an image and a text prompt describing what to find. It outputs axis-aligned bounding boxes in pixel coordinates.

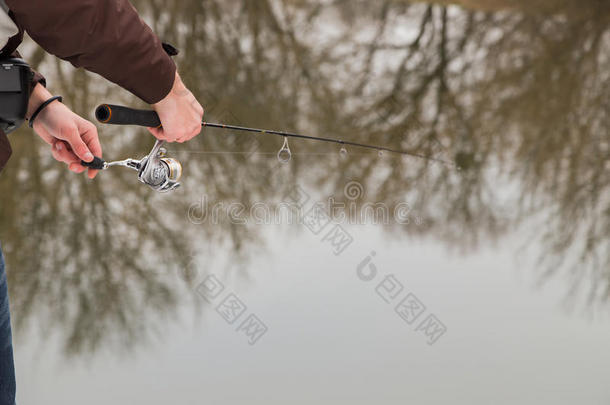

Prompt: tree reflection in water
[0,0,607,356]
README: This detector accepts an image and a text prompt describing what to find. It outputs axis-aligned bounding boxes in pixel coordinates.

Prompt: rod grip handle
[95,104,161,128]
[81,156,106,170]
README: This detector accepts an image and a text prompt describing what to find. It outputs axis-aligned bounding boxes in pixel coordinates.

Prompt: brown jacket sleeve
[6,0,176,104]
[0,12,46,91]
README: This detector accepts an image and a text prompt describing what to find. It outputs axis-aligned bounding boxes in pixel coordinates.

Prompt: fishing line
[166,150,377,156]
[81,104,457,193]
[200,121,455,166]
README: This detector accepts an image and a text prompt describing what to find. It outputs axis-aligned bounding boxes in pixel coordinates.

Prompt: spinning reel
[83,139,182,193]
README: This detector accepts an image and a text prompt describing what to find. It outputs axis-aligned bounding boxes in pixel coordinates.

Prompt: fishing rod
[82,104,454,192]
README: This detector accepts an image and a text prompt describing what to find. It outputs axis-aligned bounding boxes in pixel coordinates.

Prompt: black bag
[0,57,31,133]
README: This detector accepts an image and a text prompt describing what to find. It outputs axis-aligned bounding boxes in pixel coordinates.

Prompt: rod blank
[95,104,454,165]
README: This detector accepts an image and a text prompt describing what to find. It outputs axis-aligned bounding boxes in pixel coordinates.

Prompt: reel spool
[138,141,182,192]
[135,140,182,192]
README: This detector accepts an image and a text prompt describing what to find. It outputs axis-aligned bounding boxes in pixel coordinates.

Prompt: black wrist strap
[29,96,63,128]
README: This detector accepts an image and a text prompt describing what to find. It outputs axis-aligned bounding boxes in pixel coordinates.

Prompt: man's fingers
[176,124,202,143]
[77,119,102,159]
[51,142,88,175]
[52,141,80,164]
[80,125,102,179]
[87,168,99,179]
[68,162,87,174]
[63,125,94,162]
[147,127,177,142]
[147,127,162,138]
[74,119,102,179]
[50,141,67,163]
[173,121,203,143]
[36,125,56,146]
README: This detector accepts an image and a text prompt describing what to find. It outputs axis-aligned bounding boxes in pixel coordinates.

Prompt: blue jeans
[0,246,15,405]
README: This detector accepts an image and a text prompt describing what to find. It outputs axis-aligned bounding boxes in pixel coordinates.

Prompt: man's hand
[28,84,102,179]
[148,72,204,143]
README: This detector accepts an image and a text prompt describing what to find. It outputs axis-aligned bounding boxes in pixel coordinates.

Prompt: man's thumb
[66,127,94,162]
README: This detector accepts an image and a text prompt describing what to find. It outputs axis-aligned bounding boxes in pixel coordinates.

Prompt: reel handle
[95,104,161,127]
[81,156,106,170]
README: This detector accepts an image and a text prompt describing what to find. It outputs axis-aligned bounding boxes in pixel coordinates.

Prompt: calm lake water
[1,1,609,404]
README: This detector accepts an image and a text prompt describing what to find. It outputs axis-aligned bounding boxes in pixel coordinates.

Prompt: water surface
[1,1,609,403]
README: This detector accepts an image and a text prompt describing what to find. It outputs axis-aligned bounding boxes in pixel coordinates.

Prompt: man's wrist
[153,72,187,108]
[29,96,63,129]
[26,84,54,119]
